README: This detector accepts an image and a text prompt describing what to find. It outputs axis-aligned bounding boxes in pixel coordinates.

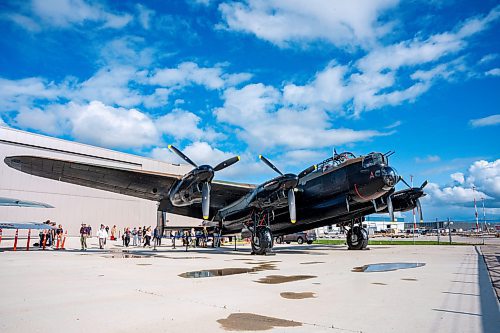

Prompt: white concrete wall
[0,126,200,236]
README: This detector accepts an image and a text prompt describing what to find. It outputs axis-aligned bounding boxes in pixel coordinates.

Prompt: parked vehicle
[275,230,317,245]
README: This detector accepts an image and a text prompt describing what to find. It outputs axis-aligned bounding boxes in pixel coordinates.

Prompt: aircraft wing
[0,197,54,208]
[4,156,256,207]
[0,221,53,230]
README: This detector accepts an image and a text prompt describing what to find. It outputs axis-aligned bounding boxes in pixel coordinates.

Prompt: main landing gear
[249,211,274,255]
[346,220,368,250]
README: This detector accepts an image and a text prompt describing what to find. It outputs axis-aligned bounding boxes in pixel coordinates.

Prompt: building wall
[0,127,199,235]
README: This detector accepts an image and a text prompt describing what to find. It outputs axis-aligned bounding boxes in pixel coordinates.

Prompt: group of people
[79,224,162,250]
[38,220,64,248]
[121,226,159,248]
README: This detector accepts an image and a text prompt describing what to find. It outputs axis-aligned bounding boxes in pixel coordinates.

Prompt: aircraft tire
[252,226,273,255]
[347,226,368,250]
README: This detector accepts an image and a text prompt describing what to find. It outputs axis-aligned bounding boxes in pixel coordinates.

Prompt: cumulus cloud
[423,159,499,218]
[14,101,159,149]
[215,83,386,150]
[450,172,465,184]
[469,114,500,127]
[485,68,500,76]
[156,109,222,142]
[219,0,398,48]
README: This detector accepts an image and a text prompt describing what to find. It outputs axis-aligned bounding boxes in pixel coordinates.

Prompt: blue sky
[0,0,499,221]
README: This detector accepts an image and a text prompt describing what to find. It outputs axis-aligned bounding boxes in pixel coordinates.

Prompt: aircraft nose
[382,167,397,187]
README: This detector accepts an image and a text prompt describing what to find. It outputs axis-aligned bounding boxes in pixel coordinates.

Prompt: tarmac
[0,237,499,333]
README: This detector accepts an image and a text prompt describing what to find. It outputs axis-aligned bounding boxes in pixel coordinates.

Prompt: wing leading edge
[4,156,256,211]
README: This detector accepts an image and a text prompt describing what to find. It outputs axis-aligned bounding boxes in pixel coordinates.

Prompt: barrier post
[13,229,19,251]
[61,231,67,249]
[27,229,31,251]
[42,230,47,250]
[56,233,61,249]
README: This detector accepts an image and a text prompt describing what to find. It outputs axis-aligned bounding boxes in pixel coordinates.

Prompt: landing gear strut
[347,220,368,250]
[250,211,274,255]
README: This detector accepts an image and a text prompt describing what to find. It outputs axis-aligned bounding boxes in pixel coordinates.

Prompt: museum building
[0,126,198,236]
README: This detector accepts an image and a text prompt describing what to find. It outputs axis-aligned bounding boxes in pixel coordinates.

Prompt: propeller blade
[387,195,395,222]
[213,156,240,172]
[420,180,428,189]
[168,145,197,168]
[298,164,317,178]
[399,176,411,189]
[259,155,283,176]
[416,198,423,223]
[288,189,296,223]
[202,182,210,220]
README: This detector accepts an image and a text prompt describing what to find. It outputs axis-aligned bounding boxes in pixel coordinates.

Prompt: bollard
[42,230,47,250]
[56,234,61,249]
[27,229,31,251]
[61,231,67,249]
[13,229,19,251]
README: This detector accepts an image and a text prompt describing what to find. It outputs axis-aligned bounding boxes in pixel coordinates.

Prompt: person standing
[111,225,117,241]
[97,224,108,249]
[124,228,131,247]
[138,227,143,245]
[132,227,138,246]
[153,227,162,246]
[80,223,88,251]
[144,227,152,247]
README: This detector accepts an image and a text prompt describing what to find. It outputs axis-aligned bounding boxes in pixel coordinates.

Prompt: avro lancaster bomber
[4,147,426,255]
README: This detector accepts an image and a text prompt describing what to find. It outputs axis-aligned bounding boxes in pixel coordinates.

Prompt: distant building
[0,127,200,235]
[364,215,405,233]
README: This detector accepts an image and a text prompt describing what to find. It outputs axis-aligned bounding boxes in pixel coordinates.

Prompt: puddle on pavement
[179,262,277,278]
[255,275,316,284]
[352,262,425,272]
[300,261,325,265]
[401,278,418,281]
[280,292,316,299]
[217,313,301,331]
[372,282,387,285]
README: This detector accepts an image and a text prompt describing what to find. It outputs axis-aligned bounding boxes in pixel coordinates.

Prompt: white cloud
[150,62,251,90]
[450,172,465,184]
[31,0,132,29]
[470,114,500,127]
[14,101,159,149]
[156,109,222,142]
[425,182,491,204]
[136,4,154,30]
[4,13,41,32]
[467,160,500,197]
[485,68,500,76]
[415,155,441,163]
[215,83,386,150]
[423,159,499,218]
[219,0,398,48]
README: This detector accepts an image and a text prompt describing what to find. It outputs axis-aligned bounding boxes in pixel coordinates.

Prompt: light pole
[473,186,479,233]
[411,175,416,245]
[447,218,453,244]
[481,197,486,232]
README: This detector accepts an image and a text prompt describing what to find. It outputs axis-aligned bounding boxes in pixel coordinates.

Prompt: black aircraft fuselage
[211,152,398,236]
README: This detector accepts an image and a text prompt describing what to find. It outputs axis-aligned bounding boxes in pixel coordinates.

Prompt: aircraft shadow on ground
[475,246,500,331]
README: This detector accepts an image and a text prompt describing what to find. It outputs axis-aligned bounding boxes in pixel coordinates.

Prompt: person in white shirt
[97,224,108,249]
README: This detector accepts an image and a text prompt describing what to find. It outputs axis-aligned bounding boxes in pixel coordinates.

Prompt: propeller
[168,145,240,220]
[258,155,316,223]
[394,176,428,223]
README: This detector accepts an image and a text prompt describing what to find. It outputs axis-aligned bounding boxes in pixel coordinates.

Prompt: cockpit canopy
[362,153,387,169]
